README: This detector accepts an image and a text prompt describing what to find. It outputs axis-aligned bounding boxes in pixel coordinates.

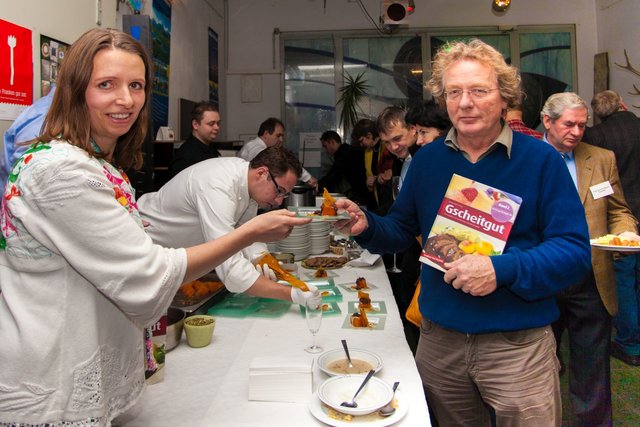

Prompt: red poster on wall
[0,19,33,109]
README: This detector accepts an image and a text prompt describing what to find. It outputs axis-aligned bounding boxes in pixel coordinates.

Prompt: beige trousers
[416,319,561,427]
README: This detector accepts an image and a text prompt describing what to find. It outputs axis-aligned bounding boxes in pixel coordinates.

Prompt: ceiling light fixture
[492,0,511,12]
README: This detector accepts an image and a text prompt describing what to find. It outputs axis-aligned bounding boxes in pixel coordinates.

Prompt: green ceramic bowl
[183,315,216,348]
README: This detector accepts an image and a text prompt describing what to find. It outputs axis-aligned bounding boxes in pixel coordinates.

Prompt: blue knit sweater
[356,132,591,333]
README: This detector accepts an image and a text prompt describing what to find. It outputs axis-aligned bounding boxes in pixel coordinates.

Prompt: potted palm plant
[337,71,370,137]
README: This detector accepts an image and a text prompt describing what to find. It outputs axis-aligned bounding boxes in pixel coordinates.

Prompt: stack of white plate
[309,221,331,255]
[277,223,311,260]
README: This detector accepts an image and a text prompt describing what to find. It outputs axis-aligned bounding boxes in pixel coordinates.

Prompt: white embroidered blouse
[0,140,187,426]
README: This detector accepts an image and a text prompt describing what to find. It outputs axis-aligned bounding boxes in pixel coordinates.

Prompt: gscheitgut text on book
[420,174,522,272]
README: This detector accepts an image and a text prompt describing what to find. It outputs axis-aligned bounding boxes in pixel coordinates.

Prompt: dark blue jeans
[613,253,640,356]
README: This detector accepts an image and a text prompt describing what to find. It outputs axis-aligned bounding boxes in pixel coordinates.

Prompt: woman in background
[405,98,452,146]
[0,28,309,426]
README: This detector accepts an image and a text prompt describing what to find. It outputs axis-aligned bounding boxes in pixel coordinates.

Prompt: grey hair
[591,90,622,120]
[428,39,522,110]
[540,92,589,122]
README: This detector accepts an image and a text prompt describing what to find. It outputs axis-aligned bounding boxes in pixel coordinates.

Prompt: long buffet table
[119,257,430,426]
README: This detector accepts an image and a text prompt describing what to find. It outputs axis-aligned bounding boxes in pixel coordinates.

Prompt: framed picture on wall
[594,52,609,93]
[208,28,219,107]
[593,52,609,125]
[40,35,69,97]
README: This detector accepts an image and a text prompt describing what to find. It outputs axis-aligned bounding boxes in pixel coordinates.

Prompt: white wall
[224,0,599,138]
[4,0,634,150]
[165,0,226,139]
[0,0,118,138]
[595,0,640,112]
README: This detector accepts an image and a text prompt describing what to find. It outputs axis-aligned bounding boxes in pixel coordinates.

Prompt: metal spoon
[341,339,354,369]
[378,381,400,417]
[340,369,376,408]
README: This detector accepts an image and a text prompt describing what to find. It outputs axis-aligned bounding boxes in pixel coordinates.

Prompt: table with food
[119,240,431,426]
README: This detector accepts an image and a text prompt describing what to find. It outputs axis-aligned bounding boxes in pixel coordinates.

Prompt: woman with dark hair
[405,99,452,146]
[0,28,309,425]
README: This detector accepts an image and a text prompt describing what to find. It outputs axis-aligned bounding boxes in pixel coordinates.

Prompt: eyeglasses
[443,88,499,101]
[267,169,289,199]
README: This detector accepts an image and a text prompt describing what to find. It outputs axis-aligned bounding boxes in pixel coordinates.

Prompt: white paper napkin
[346,249,381,267]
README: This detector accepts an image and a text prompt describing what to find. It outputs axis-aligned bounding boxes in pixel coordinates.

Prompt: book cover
[420,174,523,272]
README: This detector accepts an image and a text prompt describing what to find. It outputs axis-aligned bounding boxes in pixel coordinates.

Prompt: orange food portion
[256,253,309,291]
[320,188,338,216]
[350,308,370,328]
[610,236,640,246]
[314,268,328,278]
[358,290,372,309]
[178,280,224,298]
[355,277,368,289]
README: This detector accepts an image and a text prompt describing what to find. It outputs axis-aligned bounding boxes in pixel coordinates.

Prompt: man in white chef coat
[138,146,320,306]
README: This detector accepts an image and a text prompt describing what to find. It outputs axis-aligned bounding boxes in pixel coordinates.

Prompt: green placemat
[208,294,259,317]
[299,302,341,317]
[346,300,387,314]
[319,286,343,302]
[251,300,292,318]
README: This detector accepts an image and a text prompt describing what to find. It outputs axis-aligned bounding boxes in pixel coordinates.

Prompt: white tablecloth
[119,258,430,426]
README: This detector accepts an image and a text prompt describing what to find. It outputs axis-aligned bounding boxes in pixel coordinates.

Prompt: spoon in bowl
[340,369,376,408]
[378,381,400,417]
[341,339,354,369]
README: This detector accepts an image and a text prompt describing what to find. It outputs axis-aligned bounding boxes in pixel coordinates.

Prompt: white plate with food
[290,206,351,222]
[309,389,408,427]
[317,348,383,376]
[590,235,640,252]
[302,269,338,280]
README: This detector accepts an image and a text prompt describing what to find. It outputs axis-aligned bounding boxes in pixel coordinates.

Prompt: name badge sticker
[590,181,614,200]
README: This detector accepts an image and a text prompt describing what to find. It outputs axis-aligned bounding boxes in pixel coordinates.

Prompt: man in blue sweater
[335,40,591,426]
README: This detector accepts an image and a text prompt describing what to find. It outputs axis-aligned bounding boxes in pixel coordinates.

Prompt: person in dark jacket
[351,119,398,212]
[334,39,591,426]
[584,90,640,366]
[169,101,221,178]
[317,130,368,204]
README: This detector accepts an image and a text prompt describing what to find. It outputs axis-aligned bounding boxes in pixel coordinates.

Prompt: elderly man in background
[238,117,317,189]
[334,39,591,426]
[543,91,639,426]
[169,101,221,178]
[583,90,640,366]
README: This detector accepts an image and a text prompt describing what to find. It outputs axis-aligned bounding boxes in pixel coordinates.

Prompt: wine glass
[304,299,323,353]
[387,176,402,274]
[391,175,401,200]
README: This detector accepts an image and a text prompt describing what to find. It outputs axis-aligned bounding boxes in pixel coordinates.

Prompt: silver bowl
[166,307,186,351]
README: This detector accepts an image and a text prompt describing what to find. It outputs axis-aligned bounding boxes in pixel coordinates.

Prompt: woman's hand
[334,199,368,236]
[243,209,312,243]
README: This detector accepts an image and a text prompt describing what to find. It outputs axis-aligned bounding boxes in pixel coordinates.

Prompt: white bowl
[317,348,382,376]
[317,374,393,416]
